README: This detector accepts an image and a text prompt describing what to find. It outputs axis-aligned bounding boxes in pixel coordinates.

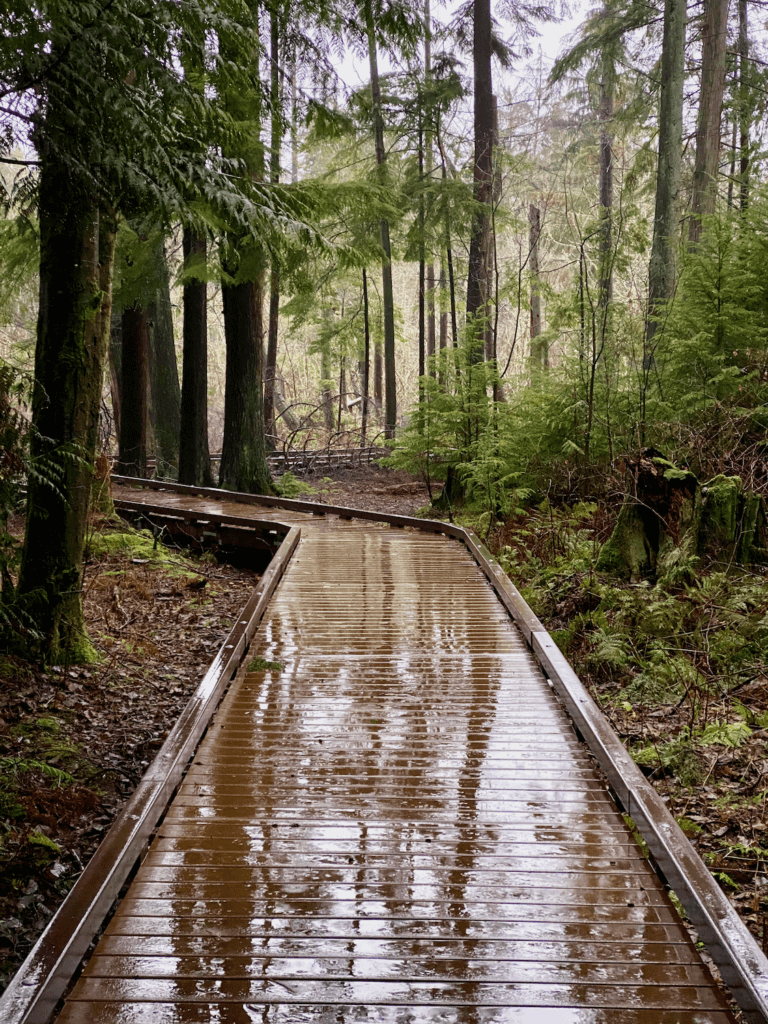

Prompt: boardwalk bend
[3,477,768,1023]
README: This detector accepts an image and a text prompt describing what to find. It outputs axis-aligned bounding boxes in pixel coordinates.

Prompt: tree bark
[18,152,116,662]
[147,240,180,474]
[688,0,729,245]
[218,6,272,494]
[219,275,273,494]
[418,122,426,386]
[374,341,383,415]
[264,7,282,443]
[644,0,686,361]
[598,59,614,310]
[465,0,494,361]
[118,301,150,478]
[363,0,397,436]
[179,228,213,487]
[528,204,546,369]
[321,314,334,432]
[424,0,436,377]
[361,267,370,445]
[439,259,448,352]
[739,0,749,211]
[108,313,122,445]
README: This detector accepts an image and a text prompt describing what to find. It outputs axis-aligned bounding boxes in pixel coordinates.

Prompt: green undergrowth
[84,524,206,581]
[274,472,316,499]
[247,657,283,672]
[484,501,768,783]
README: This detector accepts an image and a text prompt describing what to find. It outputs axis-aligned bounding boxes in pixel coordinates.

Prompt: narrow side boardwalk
[58,492,735,1022]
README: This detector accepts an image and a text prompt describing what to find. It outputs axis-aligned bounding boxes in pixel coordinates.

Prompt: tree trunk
[179,228,213,487]
[321,318,334,432]
[644,0,686,371]
[528,204,546,370]
[17,153,116,663]
[439,259,448,351]
[598,57,614,310]
[739,0,749,211]
[219,275,273,494]
[363,0,397,436]
[361,267,370,445]
[425,0,436,378]
[118,301,150,478]
[465,0,493,362]
[374,341,383,416]
[688,0,729,245]
[147,240,181,474]
[218,7,271,494]
[291,53,299,184]
[338,355,345,432]
[264,7,282,443]
[108,313,122,445]
[418,122,426,386]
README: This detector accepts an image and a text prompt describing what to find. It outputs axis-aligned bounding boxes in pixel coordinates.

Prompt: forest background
[3,0,768,962]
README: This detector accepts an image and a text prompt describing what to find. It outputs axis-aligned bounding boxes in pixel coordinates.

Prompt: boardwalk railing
[138,445,390,480]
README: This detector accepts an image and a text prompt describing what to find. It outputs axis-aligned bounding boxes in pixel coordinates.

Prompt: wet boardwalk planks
[57,489,736,1022]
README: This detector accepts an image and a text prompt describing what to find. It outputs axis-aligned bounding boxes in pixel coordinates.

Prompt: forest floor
[0,512,260,994]
[1,465,764,1010]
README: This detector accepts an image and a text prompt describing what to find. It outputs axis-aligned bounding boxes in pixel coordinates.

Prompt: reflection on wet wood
[58,489,736,1024]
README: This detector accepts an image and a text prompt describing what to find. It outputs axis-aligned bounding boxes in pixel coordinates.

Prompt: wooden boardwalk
[56,489,736,1022]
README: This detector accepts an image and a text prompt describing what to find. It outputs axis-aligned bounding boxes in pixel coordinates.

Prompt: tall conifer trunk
[218,8,272,494]
[465,0,494,361]
[118,302,150,477]
[363,0,397,436]
[598,59,614,311]
[179,228,213,487]
[219,275,272,493]
[18,147,116,662]
[738,0,750,211]
[645,0,686,360]
[529,204,545,369]
[264,7,282,443]
[418,122,426,385]
[361,267,371,444]
[147,239,181,474]
[688,0,728,245]
[424,0,436,377]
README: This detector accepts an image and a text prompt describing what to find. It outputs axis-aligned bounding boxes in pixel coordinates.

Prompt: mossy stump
[598,454,768,580]
[596,449,698,581]
[699,474,768,566]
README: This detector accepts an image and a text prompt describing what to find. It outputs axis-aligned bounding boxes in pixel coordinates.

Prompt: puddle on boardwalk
[59,498,735,1024]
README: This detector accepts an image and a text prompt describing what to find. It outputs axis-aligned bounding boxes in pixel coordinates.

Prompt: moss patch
[247,657,283,672]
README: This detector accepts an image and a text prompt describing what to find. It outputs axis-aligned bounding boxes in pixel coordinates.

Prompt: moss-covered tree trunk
[17,154,116,663]
[218,275,273,494]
